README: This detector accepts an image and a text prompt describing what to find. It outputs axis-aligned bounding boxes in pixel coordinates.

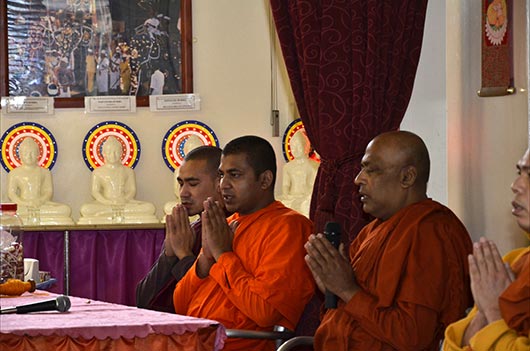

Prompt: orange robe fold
[499,250,530,334]
[173,201,315,351]
[314,199,473,351]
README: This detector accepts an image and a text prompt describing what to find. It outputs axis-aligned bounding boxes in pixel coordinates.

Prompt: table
[22,224,166,306]
[0,290,226,351]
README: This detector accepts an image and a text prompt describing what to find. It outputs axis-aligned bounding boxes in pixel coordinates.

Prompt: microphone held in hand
[324,221,341,309]
[0,295,71,314]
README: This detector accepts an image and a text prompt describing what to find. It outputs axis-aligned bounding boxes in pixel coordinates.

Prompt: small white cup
[24,258,40,283]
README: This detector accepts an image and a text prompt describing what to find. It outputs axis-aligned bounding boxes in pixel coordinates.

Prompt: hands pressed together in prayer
[197,197,237,278]
[304,234,359,304]
[164,204,196,260]
[462,237,515,344]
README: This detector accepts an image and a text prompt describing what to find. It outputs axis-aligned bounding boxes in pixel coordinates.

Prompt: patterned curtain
[270,0,429,244]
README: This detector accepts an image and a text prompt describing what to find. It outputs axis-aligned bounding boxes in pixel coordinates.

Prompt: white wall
[402,0,447,204]
[447,0,529,254]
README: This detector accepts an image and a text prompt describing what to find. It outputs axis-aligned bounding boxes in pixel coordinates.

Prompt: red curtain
[271,0,429,244]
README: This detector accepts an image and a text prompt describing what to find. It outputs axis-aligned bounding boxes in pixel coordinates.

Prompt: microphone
[324,221,341,309]
[0,295,71,314]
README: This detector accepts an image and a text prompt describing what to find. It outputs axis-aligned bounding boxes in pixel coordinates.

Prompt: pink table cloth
[0,291,226,350]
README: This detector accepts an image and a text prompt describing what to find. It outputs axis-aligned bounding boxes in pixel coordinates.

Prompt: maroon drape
[271,0,428,244]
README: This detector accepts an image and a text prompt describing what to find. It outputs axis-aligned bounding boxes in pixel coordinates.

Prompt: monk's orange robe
[314,199,473,351]
[173,201,315,351]
[499,249,530,335]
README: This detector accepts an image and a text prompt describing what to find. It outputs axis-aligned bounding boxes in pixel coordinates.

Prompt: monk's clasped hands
[202,197,234,261]
[305,233,359,304]
[468,237,514,323]
[165,204,195,259]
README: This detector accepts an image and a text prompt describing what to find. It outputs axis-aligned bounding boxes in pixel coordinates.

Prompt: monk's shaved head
[371,130,430,186]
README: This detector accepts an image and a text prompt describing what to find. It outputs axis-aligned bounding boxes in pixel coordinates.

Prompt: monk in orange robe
[305,131,473,350]
[173,136,315,351]
[444,148,530,351]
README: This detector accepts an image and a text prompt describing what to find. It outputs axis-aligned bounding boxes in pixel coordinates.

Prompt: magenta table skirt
[22,228,166,306]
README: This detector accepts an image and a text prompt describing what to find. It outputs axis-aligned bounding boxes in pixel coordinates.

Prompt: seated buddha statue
[7,137,74,225]
[78,136,158,224]
[162,135,204,222]
[278,131,319,217]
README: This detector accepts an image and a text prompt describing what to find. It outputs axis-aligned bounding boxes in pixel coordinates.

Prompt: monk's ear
[259,170,274,190]
[400,166,417,188]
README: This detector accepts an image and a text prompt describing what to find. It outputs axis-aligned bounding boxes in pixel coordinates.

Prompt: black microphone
[0,295,71,314]
[324,221,341,309]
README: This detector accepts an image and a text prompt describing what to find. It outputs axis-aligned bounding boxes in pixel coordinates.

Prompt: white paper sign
[1,97,54,115]
[85,96,136,113]
[149,94,201,112]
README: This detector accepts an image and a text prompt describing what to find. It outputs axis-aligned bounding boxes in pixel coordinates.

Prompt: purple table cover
[22,229,165,306]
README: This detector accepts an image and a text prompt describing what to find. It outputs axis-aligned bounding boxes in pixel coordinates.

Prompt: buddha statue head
[18,138,40,166]
[102,136,124,165]
[290,131,311,160]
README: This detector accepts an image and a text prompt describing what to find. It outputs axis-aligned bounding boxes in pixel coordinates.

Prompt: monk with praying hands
[305,131,473,350]
[172,136,315,351]
[444,148,530,351]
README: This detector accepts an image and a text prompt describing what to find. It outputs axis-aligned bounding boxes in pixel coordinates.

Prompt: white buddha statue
[162,135,204,221]
[279,131,319,217]
[78,136,158,224]
[7,138,74,225]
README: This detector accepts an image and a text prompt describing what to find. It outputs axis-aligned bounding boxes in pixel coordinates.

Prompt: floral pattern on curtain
[271,0,429,244]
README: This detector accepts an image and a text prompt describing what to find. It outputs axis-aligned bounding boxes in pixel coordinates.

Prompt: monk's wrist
[196,253,215,278]
[175,248,193,260]
[483,307,502,323]
[339,286,359,303]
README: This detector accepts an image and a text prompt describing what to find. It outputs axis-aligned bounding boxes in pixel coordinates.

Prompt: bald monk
[444,148,530,351]
[305,130,473,350]
[173,136,315,351]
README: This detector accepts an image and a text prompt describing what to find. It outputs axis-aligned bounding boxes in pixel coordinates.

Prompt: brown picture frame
[0,0,192,108]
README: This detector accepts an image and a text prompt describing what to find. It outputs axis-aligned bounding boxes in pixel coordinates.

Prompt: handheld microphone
[324,221,341,309]
[0,295,71,314]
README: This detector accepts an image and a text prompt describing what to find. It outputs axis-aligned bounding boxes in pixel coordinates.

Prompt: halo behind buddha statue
[7,137,74,225]
[78,136,158,224]
[278,130,319,217]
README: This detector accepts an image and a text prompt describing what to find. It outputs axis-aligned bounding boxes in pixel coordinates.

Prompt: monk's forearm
[209,252,288,328]
[462,311,487,346]
[173,260,204,314]
[224,286,283,327]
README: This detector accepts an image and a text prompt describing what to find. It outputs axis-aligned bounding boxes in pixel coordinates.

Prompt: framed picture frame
[0,0,192,108]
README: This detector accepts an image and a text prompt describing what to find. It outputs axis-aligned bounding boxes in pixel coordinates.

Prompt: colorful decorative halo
[82,121,140,171]
[282,118,320,163]
[162,120,220,172]
[1,122,58,172]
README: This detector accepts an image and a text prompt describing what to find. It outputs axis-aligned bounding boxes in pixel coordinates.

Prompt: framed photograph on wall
[0,0,192,108]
